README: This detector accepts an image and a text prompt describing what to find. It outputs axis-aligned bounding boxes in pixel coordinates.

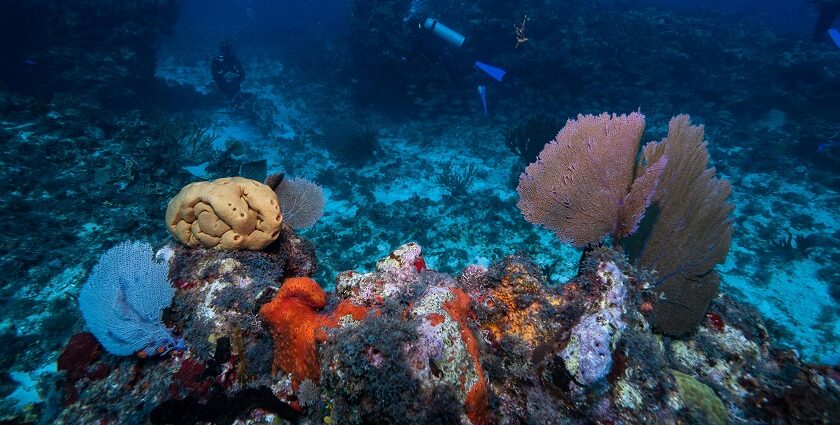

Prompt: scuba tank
[423,18,465,48]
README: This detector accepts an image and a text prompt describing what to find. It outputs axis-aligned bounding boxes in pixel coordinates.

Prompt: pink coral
[516,112,666,247]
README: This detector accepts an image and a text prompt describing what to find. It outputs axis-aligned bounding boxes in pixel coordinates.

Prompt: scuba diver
[403,16,469,85]
[403,15,506,115]
[812,0,840,42]
[211,42,245,100]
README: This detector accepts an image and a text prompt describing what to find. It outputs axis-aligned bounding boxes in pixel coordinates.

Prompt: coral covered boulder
[165,177,283,250]
[54,243,840,425]
[322,243,490,425]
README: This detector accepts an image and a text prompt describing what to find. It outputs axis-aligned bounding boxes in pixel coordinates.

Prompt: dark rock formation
[0,0,180,108]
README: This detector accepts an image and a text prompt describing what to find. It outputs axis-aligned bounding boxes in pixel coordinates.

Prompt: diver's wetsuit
[813,0,840,42]
[405,17,469,84]
[211,52,245,99]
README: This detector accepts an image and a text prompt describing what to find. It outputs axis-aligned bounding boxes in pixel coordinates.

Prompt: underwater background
[0,0,839,423]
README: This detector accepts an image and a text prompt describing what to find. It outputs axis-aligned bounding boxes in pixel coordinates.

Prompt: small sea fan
[78,241,179,356]
[297,378,321,406]
[276,177,325,229]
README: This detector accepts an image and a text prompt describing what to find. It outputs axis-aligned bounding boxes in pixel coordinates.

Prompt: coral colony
[49,114,838,424]
[1,1,839,424]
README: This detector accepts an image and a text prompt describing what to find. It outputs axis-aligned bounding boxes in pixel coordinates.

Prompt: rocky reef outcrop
[51,233,840,424]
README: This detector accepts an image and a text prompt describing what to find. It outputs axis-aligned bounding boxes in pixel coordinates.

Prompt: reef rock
[53,242,840,425]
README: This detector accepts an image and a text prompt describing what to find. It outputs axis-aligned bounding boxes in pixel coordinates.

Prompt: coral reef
[259,276,368,389]
[4,0,840,420]
[166,177,283,250]
[51,241,840,424]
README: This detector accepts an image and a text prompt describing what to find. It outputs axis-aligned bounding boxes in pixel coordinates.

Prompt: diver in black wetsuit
[211,42,245,100]
[404,16,469,84]
[813,0,840,42]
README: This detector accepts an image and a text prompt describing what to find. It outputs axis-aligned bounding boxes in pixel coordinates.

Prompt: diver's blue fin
[477,85,487,115]
[475,61,506,82]
[829,28,840,49]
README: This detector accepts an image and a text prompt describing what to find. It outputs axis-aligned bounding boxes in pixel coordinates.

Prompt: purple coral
[561,262,628,386]
[561,310,624,386]
[516,112,666,247]
[78,241,181,356]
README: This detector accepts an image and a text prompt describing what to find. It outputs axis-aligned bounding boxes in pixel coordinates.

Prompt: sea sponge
[671,369,727,425]
[259,277,368,389]
[165,177,282,250]
[442,288,489,425]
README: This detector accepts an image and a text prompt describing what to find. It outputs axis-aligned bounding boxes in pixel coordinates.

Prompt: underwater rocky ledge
[53,233,839,424]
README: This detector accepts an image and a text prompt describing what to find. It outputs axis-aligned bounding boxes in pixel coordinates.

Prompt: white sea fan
[277,177,325,229]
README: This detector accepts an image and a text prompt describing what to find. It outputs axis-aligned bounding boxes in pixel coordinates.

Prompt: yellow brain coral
[165,177,283,250]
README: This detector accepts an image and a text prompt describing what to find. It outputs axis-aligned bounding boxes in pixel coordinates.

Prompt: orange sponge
[260,277,368,389]
[443,288,489,425]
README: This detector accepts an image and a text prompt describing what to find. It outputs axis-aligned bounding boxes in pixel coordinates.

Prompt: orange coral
[259,277,368,389]
[427,313,445,326]
[442,288,489,425]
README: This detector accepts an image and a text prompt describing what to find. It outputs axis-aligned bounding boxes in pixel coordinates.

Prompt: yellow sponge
[165,177,283,250]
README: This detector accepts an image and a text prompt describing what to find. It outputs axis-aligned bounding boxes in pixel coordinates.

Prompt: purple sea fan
[632,115,734,336]
[516,112,666,247]
[78,241,181,356]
